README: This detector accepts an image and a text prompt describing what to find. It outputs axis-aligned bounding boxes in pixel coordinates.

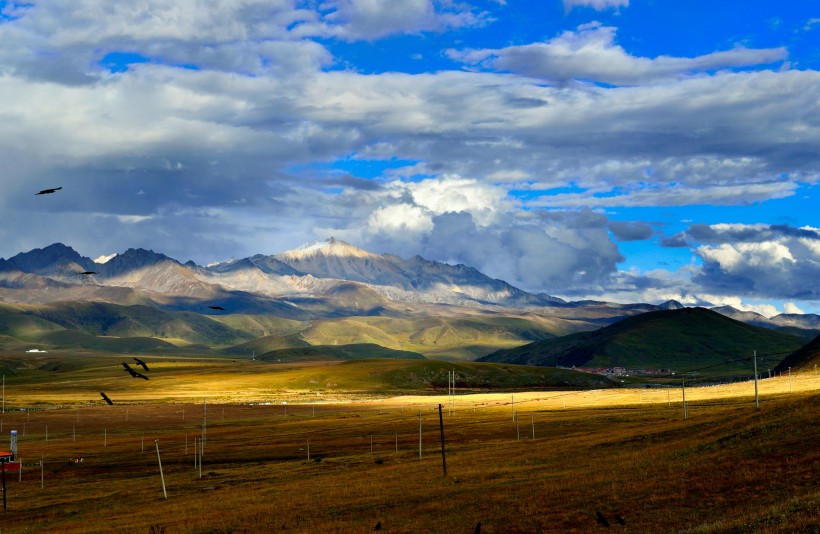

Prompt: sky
[0,0,819,316]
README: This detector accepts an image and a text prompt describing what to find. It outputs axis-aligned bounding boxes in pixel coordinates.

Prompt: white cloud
[784,302,805,314]
[316,0,490,41]
[401,175,510,227]
[451,23,787,85]
[563,0,628,11]
[367,203,434,235]
[692,225,820,301]
[698,242,795,271]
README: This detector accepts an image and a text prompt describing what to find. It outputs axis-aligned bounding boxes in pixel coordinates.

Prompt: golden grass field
[0,353,816,533]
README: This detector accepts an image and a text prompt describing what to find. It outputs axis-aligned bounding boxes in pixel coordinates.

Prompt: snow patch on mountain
[94,253,117,264]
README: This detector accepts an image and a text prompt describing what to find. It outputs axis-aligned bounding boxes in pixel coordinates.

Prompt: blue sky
[0,0,818,315]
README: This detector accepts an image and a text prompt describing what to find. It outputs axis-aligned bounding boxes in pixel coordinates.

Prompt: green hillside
[374,359,617,390]
[301,315,564,359]
[775,334,820,372]
[0,302,575,359]
[0,302,256,348]
[244,358,617,392]
[258,343,426,362]
[0,304,65,341]
[37,330,178,352]
[220,333,310,355]
[479,307,806,377]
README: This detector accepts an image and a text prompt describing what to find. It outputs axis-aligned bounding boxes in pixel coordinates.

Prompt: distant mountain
[0,239,567,313]
[711,306,820,339]
[478,307,806,376]
[2,241,819,359]
[774,334,820,372]
[0,243,97,280]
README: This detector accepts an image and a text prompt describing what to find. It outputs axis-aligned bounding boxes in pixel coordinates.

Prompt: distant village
[572,366,677,378]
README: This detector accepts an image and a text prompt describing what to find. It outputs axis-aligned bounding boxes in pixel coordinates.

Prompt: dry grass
[0,371,816,533]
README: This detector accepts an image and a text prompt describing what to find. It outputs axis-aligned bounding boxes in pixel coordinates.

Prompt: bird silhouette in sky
[122,362,148,379]
[79,271,98,275]
[133,357,149,371]
[100,392,113,405]
[208,305,226,311]
[35,187,62,195]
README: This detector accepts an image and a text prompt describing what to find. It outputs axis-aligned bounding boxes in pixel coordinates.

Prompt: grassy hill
[479,307,806,377]
[0,302,583,360]
[775,333,820,372]
[373,359,616,391]
[37,330,179,352]
[258,343,426,363]
[300,314,570,360]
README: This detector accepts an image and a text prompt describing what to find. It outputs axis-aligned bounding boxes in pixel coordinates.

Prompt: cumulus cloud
[784,302,805,314]
[308,178,625,293]
[318,0,490,41]
[563,0,627,11]
[451,23,787,85]
[0,0,335,81]
[608,220,653,241]
[692,224,820,301]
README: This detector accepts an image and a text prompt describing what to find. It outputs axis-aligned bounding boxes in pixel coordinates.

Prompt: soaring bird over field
[207,305,225,311]
[35,187,62,195]
[79,271,98,275]
[123,362,150,380]
[100,392,113,405]
[133,357,149,371]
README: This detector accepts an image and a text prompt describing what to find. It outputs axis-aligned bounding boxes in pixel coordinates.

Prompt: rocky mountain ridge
[1,240,818,333]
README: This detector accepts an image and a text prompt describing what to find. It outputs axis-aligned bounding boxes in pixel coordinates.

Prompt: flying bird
[208,305,226,311]
[35,187,62,195]
[134,371,149,380]
[100,392,113,405]
[79,271,98,275]
[133,357,149,371]
[122,362,137,376]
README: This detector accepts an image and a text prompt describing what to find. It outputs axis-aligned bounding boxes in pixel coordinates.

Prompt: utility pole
[753,350,759,409]
[202,398,207,451]
[155,440,167,499]
[418,412,422,459]
[438,404,447,477]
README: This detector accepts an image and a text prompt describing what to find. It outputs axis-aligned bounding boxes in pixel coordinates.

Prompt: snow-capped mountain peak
[94,253,118,264]
[282,237,374,260]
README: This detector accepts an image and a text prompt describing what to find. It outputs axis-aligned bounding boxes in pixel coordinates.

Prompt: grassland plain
[0,361,815,533]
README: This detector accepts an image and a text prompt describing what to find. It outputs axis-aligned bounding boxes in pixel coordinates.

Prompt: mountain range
[1,238,816,327]
[1,239,819,368]
[0,239,566,313]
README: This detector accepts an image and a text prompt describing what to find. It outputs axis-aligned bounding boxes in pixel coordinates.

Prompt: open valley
[0,352,816,533]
